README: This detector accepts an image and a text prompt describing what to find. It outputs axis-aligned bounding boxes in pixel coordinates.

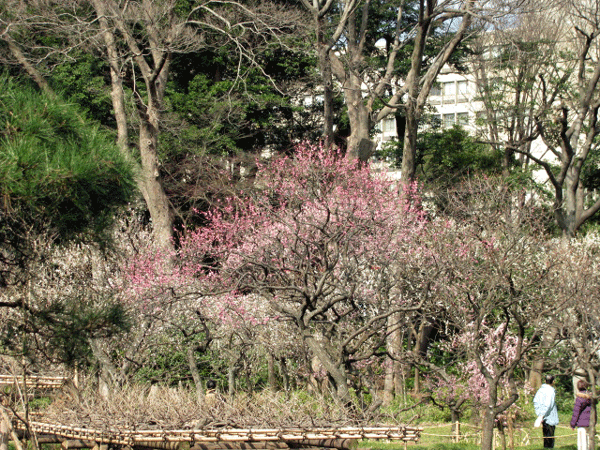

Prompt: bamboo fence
[7,421,423,450]
[0,375,67,389]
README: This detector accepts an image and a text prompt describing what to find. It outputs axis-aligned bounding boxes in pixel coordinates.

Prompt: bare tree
[299,0,523,175]
[473,0,600,235]
[556,235,600,450]
[471,4,562,175]
[418,176,567,450]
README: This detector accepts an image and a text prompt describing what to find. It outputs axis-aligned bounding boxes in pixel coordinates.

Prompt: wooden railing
[9,422,423,450]
[0,375,67,389]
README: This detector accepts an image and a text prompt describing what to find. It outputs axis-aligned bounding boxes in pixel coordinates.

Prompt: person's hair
[545,375,555,385]
[206,379,216,390]
[577,379,589,391]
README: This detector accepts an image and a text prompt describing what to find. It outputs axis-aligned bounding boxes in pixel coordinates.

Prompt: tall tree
[0,0,304,250]
[299,0,513,174]
[470,6,559,176]
[472,0,600,235]
[0,75,134,364]
[297,0,356,146]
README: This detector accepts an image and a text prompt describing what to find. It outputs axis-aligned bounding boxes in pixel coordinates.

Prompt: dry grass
[34,383,387,431]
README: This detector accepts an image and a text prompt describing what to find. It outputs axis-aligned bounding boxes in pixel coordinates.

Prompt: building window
[431,83,441,96]
[443,113,455,128]
[477,78,502,95]
[443,82,455,97]
[457,81,468,102]
[382,117,396,132]
[457,112,469,126]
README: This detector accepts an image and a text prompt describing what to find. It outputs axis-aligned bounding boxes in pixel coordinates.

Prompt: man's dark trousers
[542,421,555,448]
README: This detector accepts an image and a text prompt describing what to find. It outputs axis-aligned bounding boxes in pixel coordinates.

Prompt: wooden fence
[0,375,67,390]
[3,422,423,450]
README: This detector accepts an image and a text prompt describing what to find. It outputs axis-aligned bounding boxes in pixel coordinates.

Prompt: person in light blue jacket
[534,375,559,448]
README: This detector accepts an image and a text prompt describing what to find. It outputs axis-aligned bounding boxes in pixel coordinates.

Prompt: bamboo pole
[0,375,67,389]
[61,440,98,449]
[191,442,290,450]
[132,441,190,450]
[287,439,357,450]
[0,415,8,450]
[11,422,422,447]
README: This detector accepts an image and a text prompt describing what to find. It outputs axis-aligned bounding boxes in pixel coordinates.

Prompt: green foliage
[0,74,136,242]
[158,46,322,226]
[580,141,600,193]
[166,47,316,158]
[417,126,502,183]
[28,396,53,410]
[133,333,219,387]
[377,125,503,188]
[133,344,193,386]
[0,293,129,367]
[381,394,453,423]
[49,51,114,127]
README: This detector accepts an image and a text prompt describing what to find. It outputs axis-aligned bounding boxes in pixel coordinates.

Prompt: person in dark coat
[570,379,592,450]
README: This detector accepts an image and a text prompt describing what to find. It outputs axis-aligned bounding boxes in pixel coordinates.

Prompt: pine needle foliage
[0,74,136,242]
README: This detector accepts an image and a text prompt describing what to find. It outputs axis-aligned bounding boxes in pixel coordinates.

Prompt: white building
[374,68,484,151]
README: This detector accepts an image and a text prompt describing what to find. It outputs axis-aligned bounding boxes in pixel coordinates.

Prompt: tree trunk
[91,0,130,154]
[480,406,497,450]
[228,364,236,396]
[138,111,174,252]
[399,9,429,184]
[529,360,543,392]
[344,75,374,162]
[6,38,52,94]
[451,409,461,433]
[317,22,335,147]
[89,339,120,400]
[267,353,277,390]
[401,102,420,182]
[187,346,203,401]
[0,416,8,450]
[382,313,402,404]
[529,327,558,390]
[412,318,435,394]
[382,360,394,405]
[563,180,578,237]
[278,357,290,392]
[91,0,174,250]
[304,335,351,404]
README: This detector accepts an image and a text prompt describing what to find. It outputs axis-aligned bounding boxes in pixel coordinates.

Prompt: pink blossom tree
[154,142,430,406]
